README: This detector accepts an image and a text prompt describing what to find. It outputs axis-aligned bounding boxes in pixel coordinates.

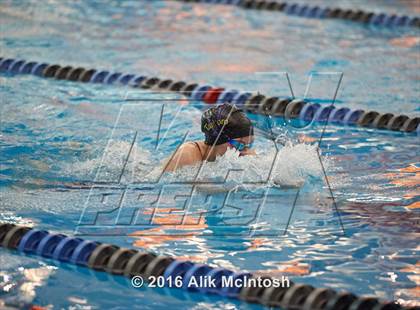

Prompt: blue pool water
[1,0,419,309]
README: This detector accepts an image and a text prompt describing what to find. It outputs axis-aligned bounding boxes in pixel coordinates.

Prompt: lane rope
[174,0,420,28]
[1,56,419,134]
[0,223,411,310]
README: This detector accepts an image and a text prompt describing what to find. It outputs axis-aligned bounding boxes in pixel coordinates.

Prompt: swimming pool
[1,0,419,309]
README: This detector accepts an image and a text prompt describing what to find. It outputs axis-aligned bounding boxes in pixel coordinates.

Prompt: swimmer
[163,103,255,172]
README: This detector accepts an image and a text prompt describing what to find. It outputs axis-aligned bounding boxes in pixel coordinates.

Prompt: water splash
[65,139,329,190]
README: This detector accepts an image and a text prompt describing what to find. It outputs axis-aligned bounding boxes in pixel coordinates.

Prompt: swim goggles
[228,139,254,151]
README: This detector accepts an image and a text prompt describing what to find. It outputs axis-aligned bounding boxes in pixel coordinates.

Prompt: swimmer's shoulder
[163,141,204,172]
[180,141,207,161]
[180,141,204,156]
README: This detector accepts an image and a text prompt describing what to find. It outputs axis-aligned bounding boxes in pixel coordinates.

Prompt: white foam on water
[63,140,154,182]
[64,139,330,190]
[163,141,329,189]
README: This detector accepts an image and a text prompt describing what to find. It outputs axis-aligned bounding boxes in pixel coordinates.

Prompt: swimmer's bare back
[163,141,206,172]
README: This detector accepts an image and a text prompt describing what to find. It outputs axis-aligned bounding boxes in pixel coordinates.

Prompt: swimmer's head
[201,103,254,148]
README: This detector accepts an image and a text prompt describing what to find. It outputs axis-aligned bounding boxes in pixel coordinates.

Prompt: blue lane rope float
[35,233,66,258]
[52,237,84,262]
[17,229,48,254]
[70,240,100,266]
[1,223,415,310]
[174,0,420,28]
[0,56,419,135]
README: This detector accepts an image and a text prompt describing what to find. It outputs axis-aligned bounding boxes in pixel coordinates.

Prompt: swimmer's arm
[162,143,202,172]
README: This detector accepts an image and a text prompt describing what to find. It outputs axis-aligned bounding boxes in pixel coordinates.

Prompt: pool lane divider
[1,56,419,135]
[0,223,413,310]
[174,0,420,28]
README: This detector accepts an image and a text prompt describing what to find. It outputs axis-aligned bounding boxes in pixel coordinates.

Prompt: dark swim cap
[201,103,254,145]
